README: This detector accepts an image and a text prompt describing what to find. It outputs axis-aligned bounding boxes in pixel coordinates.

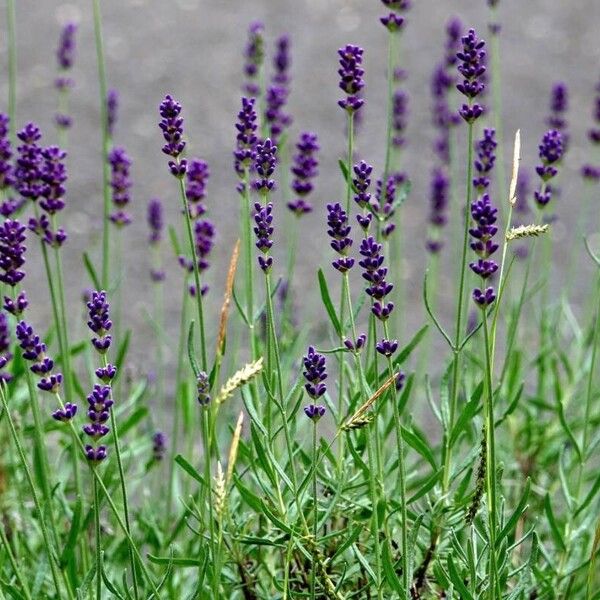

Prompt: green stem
[104,354,139,599]
[91,0,111,290]
[201,407,217,597]
[0,385,63,598]
[310,422,318,600]
[92,474,102,600]
[442,121,474,493]
[177,176,208,371]
[382,31,396,185]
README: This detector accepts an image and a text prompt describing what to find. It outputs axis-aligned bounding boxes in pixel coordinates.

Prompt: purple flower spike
[107,89,119,137]
[56,23,77,70]
[303,346,327,400]
[147,199,163,245]
[0,114,14,191]
[534,130,564,207]
[380,14,405,32]
[40,146,67,215]
[159,95,187,177]
[0,219,27,287]
[253,138,278,192]
[327,203,355,273]
[83,384,113,443]
[304,404,326,422]
[273,35,291,85]
[344,333,367,352]
[547,82,569,140]
[338,45,365,114]
[95,364,117,383]
[186,159,210,219]
[87,291,113,353]
[265,35,292,142]
[0,311,12,382]
[288,132,319,216]
[52,402,77,423]
[473,128,497,192]
[359,237,395,321]
[395,371,406,391]
[353,161,373,210]
[38,373,63,393]
[456,29,486,123]
[588,79,600,145]
[376,339,398,357]
[243,22,264,97]
[15,123,44,201]
[194,219,215,274]
[469,194,499,307]
[426,167,449,253]
[391,90,409,148]
[153,431,167,461]
[108,147,132,227]
[234,97,258,177]
[254,203,274,273]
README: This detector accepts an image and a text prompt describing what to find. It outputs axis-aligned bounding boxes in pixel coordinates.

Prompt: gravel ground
[1,0,600,375]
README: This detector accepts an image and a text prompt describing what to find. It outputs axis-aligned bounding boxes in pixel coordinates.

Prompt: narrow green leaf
[544,493,565,551]
[317,269,341,336]
[186,321,201,379]
[447,555,474,600]
[497,479,530,547]
[82,252,101,290]
[60,494,83,568]
[402,425,437,470]
[174,454,205,488]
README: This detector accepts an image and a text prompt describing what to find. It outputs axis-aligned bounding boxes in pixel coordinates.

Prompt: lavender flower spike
[327,203,355,273]
[588,78,600,145]
[546,82,569,136]
[534,130,564,207]
[303,346,327,399]
[108,147,133,227]
[147,198,164,245]
[15,123,43,201]
[288,132,319,216]
[254,203,274,273]
[338,45,365,113]
[243,22,264,97]
[359,236,394,321]
[107,89,119,137]
[426,167,449,253]
[186,159,210,219]
[473,128,497,192]
[253,138,277,192]
[0,114,14,191]
[159,95,187,177]
[56,23,77,70]
[0,219,27,287]
[234,97,258,178]
[304,404,326,422]
[0,311,13,383]
[469,194,499,307]
[456,29,486,123]
[86,291,113,354]
[153,431,167,461]
[83,384,113,461]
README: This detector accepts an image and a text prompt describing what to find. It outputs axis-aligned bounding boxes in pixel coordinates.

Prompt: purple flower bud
[95,364,117,382]
[0,114,14,190]
[0,219,27,287]
[107,89,119,137]
[87,290,112,353]
[534,130,564,207]
[380,13,405,32]
[152,431,167,461]
[376,339,398,357]
[327,203,354,273]
[234,97,258,176]
[304,404,326,422]
[185,159,210,219]
[147,198,163,245]
[288,132,319,216]
[15,123,44,201]
[52,402,77,422]
[243,22,264,97]
[56,23,77,70]
[253,138,277,192]
[546,83,568,135]
[108,147,132,227]
[85,444,107,462]
[303,346,327,399]
[254,203,274,273]
[395,371,406,391]
[159,95,186,176]
[456,29,486,122]
[426,167,449,253]
[37,373,63,393]
[344,333,367,352]
[473,128,496,191]
[391,90,409,147]
[353,160,373,209]
[582,164,600,181]
[338,45,365,114]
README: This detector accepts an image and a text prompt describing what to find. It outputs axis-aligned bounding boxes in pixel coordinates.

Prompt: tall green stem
[91,0,111,289]
[177,177,208,371]
[93,474,102,600]
[310,422,318,600]
[6,0,17,142]
[442,121,474,492]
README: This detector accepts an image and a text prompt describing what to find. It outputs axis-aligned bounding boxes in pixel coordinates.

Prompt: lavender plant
[0,4,599,600]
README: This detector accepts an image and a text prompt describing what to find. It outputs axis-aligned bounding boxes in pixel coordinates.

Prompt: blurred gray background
[1,0,600,375]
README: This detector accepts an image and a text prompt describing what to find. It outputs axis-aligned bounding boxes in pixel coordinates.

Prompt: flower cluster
[473,128,497,192]
[15,123,43,201]
[108,147,132,227]
[426,167,449,253]
[159,95,187,177]
[371,173,406,239]
[546,82,569,141]
[338,45,365,113]
[0,114,14,192]
[287,132,319,216]
[302,346,327,400]
[456,29,486,123]
[534,130,564,207]
[380,0,410,30]
[0,219,27,287]
[186,158,210,219]
[353,161,374,231]
[243,22,264,97]
[234,97,258,179]
[327,203,354,273]
[55,22,77,129]
[253,138,277,192]
[469,194,499,307]
[254,203,274,273]
[359,236,395,325]
[16,320,64,395]
[391,90,409,148]
[84,291,118,462]
[265,35,292,143]
[147,199,165,282]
